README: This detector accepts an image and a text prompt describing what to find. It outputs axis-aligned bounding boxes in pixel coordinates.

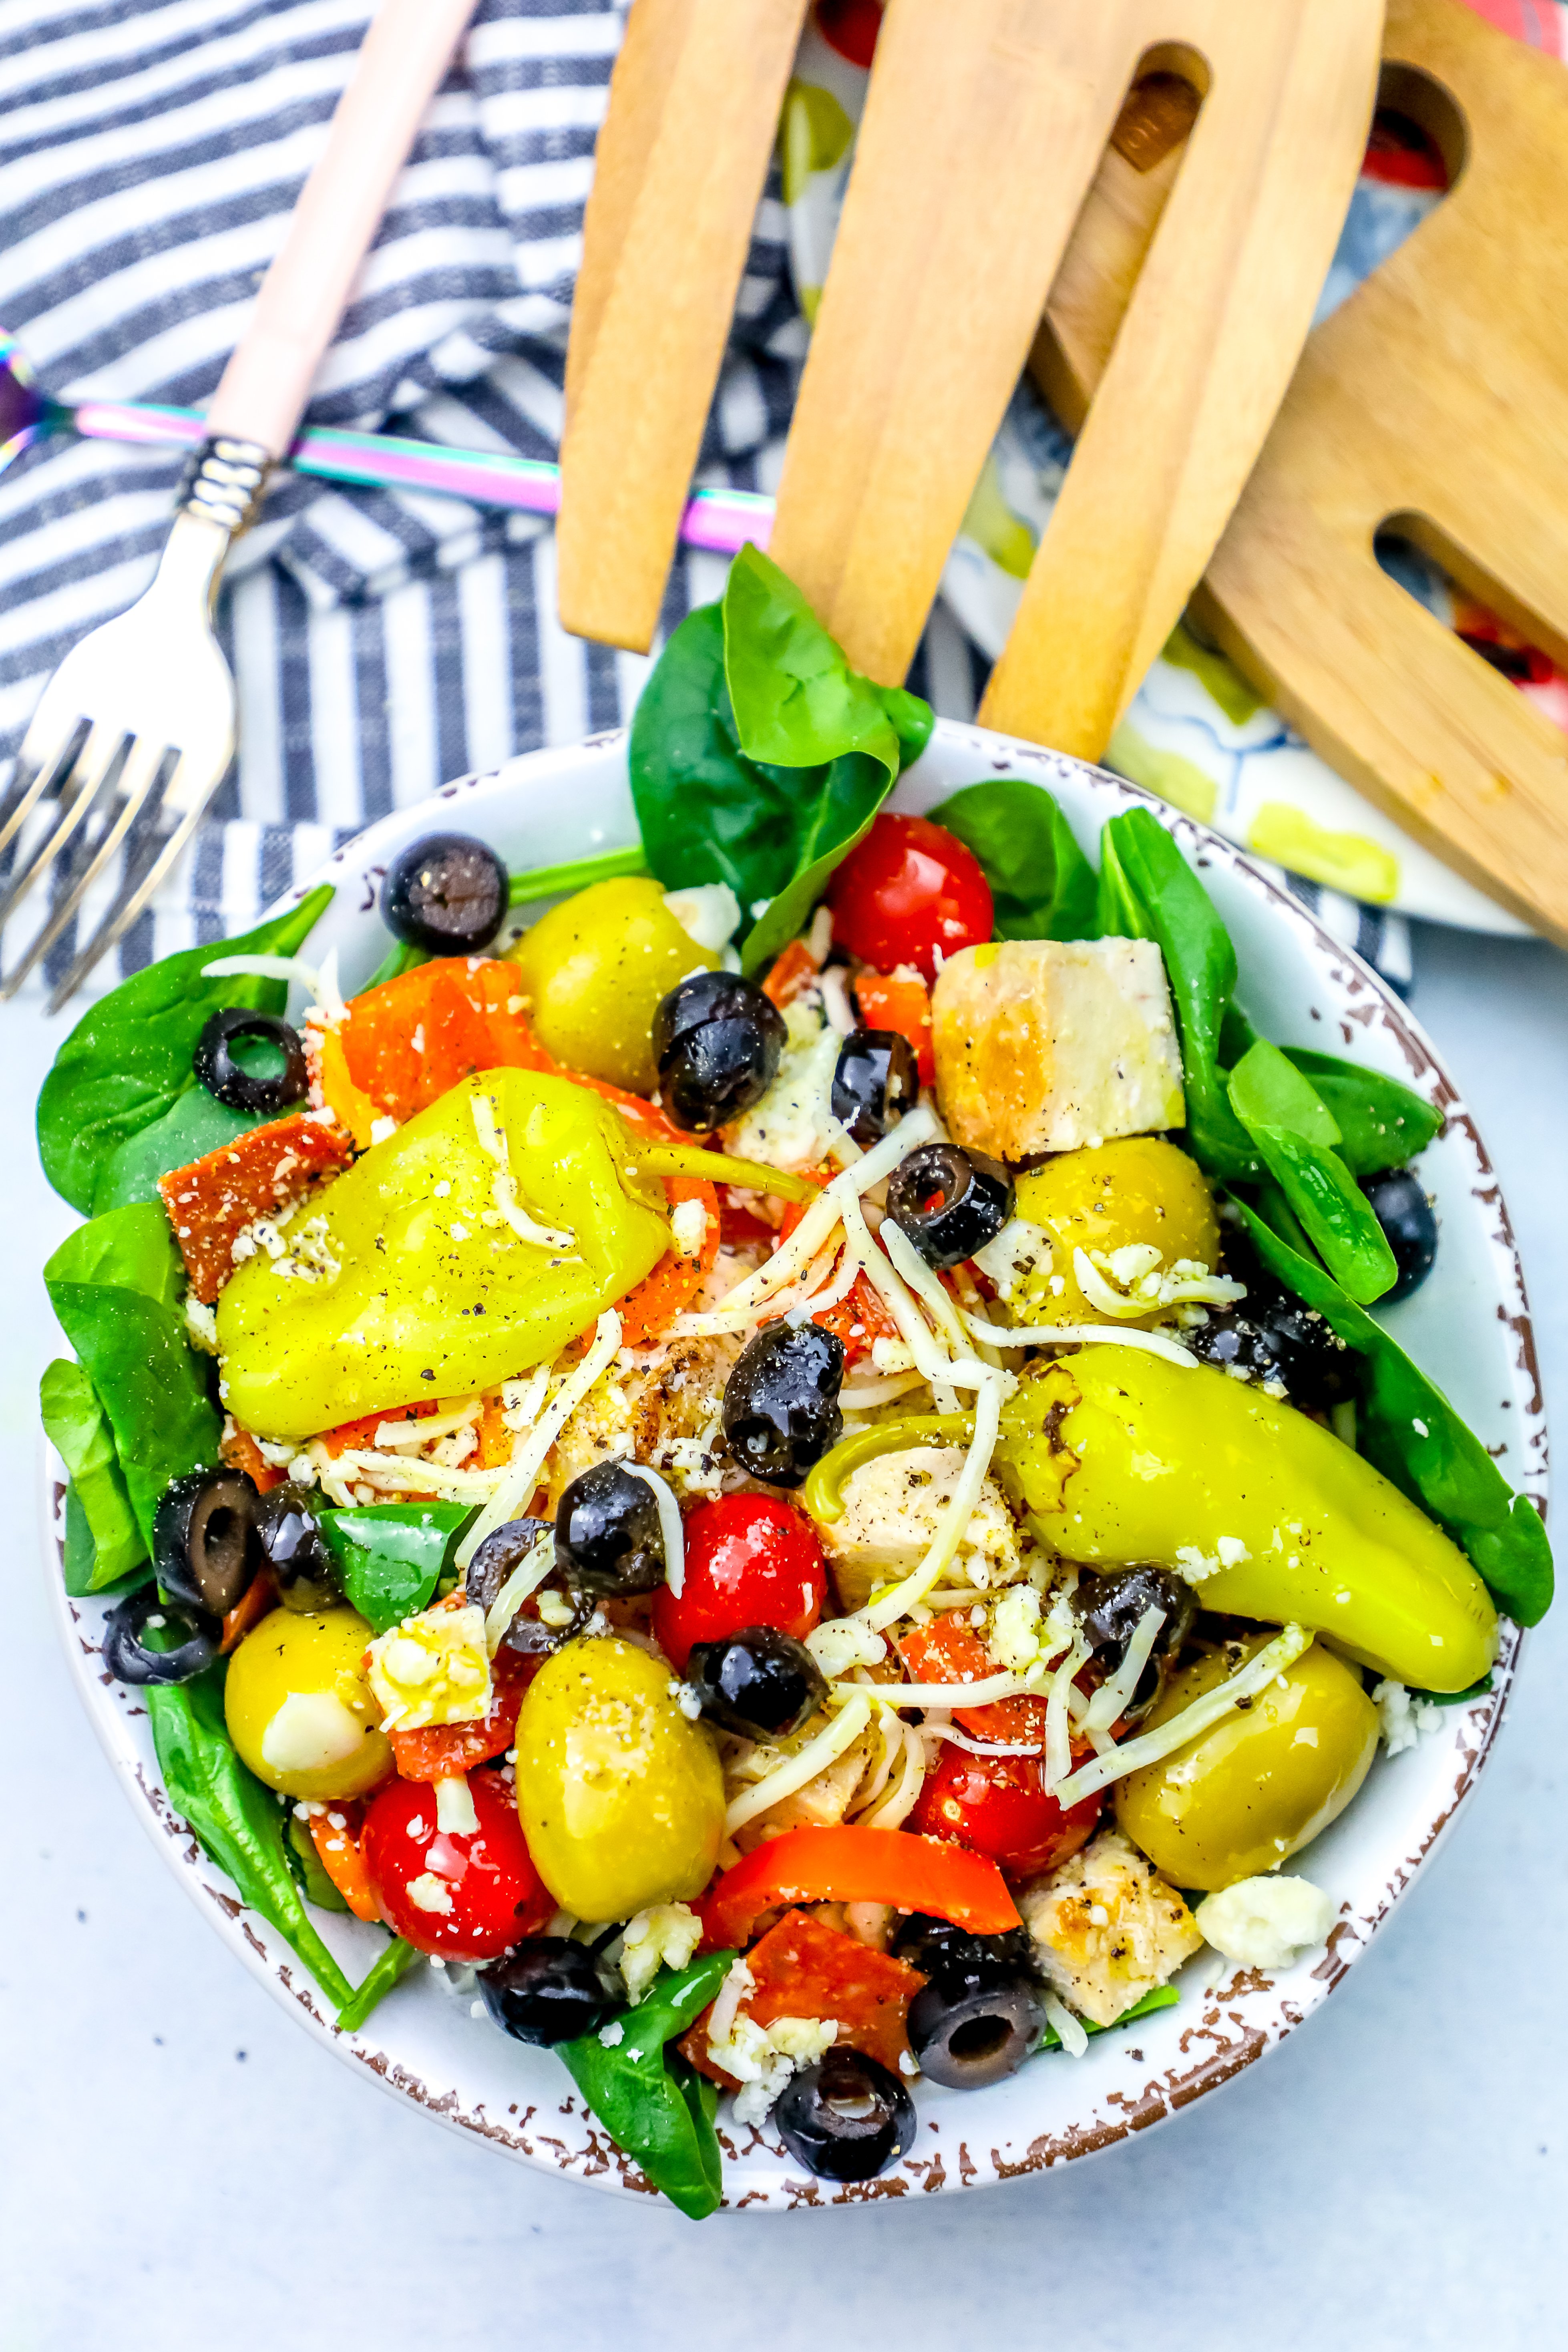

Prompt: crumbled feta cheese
[406,1872,454,1916]
[184,1296,219,1353]
[706,2006,839,2128]
[433,1775,479,1836]
[536,1588,577,1629]
[665,1679,704,1723]
[972,1216,1055,1305]
[663,882,741,952]
[806,1615,887,1679]
[1194,1875,1336,1968]
[370,1116,398,1146]
[366,1603,492,1731]
[619,1902,703,2004]
[1174,1545,1222,1585]
[723,1012,840,1173]
[598,2019,625,2048]
[669,1196,712,1260]
[988,1585,1043,1671]
[1373,1678,1441,1757]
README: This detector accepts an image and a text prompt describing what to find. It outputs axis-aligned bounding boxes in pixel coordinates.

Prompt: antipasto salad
[39,551,1551,2216]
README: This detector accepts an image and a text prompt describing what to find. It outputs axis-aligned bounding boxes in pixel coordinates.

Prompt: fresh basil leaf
[92,1087,266,1216]
[285,1812,350,1913]
[1042,1983,1179,2052]
[559,1951,735,2220]
[1228,1041,1398,1304]
[44,1203,221,1548]
[147,1662,357,2008]
[37,883,332,1214]
[40,1357,147,1590]
[1277,1049,1443,1178]
[1231,1201,1553,1626]
[319,1502,472,1636]
[334,1936,422,2034]
[1094,810,1259,1181]
[928,778,1099,941]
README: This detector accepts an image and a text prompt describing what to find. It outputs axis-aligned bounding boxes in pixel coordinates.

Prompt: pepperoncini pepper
[995,1349,1497,1691]
[217,1070,671,1440]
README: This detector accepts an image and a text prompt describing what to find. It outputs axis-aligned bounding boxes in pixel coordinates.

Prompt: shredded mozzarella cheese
[723,1694,873,1837]
[622,1463,686,1598]
[1051,1625,1313,1808]
[455,1311,623,1568]
[482,1532,557,1654]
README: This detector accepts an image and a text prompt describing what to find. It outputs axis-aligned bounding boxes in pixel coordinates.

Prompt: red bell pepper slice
[335,956,553,1124]
[699,1824,1020,1951]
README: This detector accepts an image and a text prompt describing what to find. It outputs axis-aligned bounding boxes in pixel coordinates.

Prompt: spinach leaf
[1228,1041,1398,1305]
[37,883,332,1214]
[147,1663,357,2008]
[1232,1201,1553,1625]
[1277,1048,1443,1177]
[1041,1983,1179,2052]
[285,1812,350,1913]
[44,1204,221,1548]
[40,1358,147,1590]
[334,1936,422,2034]
[629,551,932,981]
[559,1951,735,2219]
[928,778,1099,941]
[507,844,648,908]
[92,1087,265,1215]
[319,1502,472,1635]
[1094,810,1259,1181]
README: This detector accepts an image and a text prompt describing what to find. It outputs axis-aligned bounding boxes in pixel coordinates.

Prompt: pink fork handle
[207,0,479,458]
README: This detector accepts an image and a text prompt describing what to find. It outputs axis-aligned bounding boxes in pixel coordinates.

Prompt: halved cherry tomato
[909,1741,1101,1884]
[652,1493,828,1672]
[700,1825,1020,1950]
[617,1174,720,1348]
[852,965,935,1087]
[681,1908,922,2083]
[827,813,993,982]
[336,957,553,1125]
[361,1764,553,1960]
[159,1110,354,1303]
[308,1803,381,1923]
[388,1648,532,1784]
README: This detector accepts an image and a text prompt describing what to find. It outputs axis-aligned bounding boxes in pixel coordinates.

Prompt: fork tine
[0,714,91,868]
[0,720,129,932]
[44,769,209,1011]
[0,737,175,1001]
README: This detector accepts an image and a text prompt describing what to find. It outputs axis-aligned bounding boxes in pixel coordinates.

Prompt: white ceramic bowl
[45,720,1546,2211]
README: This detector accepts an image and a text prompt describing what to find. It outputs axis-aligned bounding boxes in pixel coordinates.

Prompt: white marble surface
[2,922,1564,2352]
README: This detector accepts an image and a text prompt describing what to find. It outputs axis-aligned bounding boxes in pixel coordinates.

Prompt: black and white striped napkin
[0,0,1409,994]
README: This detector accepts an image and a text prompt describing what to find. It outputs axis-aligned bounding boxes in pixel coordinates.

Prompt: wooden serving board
[768,0,1382,763]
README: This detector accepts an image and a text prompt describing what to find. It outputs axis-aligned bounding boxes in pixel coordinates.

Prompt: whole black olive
[721,1321,844,1488]
[687,1626,829,1739]
[102,1586,221,1687]
[255,1482,343,1612]
[192,1008,308,1114]
[154,1468,261,1617]
[1070,1565,1195,1718]
[774,2046,916,2182]
[907,1967,1045,2091]
[885,1141,1014,1272]
[1361,1168,1438,1303]
[465,1518,589,1654]
[555,1463,667,1596]
[1192,1246,1359,1415]
[889,1914,1037,1982]
[651,970,786,1132]
[477,1938,624,2045]
[830,1028,919,1148]
[381,830,509,954]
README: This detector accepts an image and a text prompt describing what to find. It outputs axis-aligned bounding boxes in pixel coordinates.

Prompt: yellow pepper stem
[802,1413,977,1525]
[627,1142,821,1205]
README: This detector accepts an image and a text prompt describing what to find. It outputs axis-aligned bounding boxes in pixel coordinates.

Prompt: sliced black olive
[465,1518,590,1654]
[721,1321,844,1488]
[102,1586,220,1687]
[1361,1168,1438,1303]
[477,1938,624,2045]
[687,1626,829,1739]
[889,1914,1037,1982]
[381,830,508,954]
[1192,1241,1359,1414]
[255,1482,343,1612]
[885,1141,1014,1272]
[1070,1565,1196,1718]
[830,1028,919,1148]
[774,2046,916,2182]
[192,1008,308,1114]
[907,1966,1045,2090]
[651,970,786,1132]
[555,1463,667,1596]
[154,1468,261,1617]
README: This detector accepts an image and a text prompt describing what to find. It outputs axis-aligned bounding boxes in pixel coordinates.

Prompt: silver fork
[0,0,479,1010]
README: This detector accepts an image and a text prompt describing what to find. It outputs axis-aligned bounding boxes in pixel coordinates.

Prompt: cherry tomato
[652,1494,828,1673]
[362,1766,554,1960]
[909,1742,1101,1882]
[827,814,993,982]
[815,0,883,69]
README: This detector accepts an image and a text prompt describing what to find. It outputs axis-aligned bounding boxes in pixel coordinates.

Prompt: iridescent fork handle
[65,396,774,558]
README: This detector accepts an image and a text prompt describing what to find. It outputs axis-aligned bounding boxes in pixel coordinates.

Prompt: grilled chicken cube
[817,1445,1020,1613]
[1020,1827,1202,2027]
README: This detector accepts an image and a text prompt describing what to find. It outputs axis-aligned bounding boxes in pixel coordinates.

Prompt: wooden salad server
[557,0,811,651]
[767,0,1384,761]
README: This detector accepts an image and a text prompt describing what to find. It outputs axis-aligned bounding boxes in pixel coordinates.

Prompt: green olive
[514,1634,725,1922]
[1114,1636,1377,1892]
[1010,1137,1218,1325]
[507,877,718,1092]
[224,1606,391,1801]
